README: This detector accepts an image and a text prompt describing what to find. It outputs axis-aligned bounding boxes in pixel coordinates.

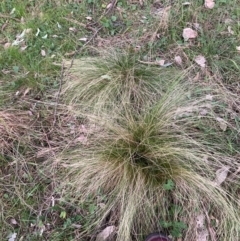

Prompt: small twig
[53,62,64,126]
[0,13,20,22]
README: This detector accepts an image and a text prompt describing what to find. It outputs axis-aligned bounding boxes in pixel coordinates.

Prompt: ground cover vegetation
[0,1,240,241]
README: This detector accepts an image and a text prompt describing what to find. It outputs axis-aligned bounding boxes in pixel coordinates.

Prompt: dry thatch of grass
[54,80,240,241]
[0,110,31,154]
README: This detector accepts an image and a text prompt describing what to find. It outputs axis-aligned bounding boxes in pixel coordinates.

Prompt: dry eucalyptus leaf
[20,45,28,51]
[205,94,213,101]
[25,28,32,34]
[8,233,17,241]
[96,226,116,241]
[10,219,18,225]
[106,3,113,9]
[225,18,233,24]
[75,134,88,145]
[197,229,209,241]
[227,26,234,35]
[194,55,206,67]
[23,88,31,96]
[41,49,46,56]
[196,214,209,241]
[216,117,227,131]
[79,37,88,42]
[182,28,198,41]
[64,51,75,57]
[174,56,182,66]
[1,21,8,31]
[215,166,230,186]
[4,42,11,49]
[35,28,40,36]
[204,0,215,9]
[196,214,205,228]
[157,59,165,66]
[72,223,82,229]
[193,22,201,31]
[69,27,77,32]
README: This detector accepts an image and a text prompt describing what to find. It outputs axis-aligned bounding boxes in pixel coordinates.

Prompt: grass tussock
[57,81,240,241]
[62,49,183,114]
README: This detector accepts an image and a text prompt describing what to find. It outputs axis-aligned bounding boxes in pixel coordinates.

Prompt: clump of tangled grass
[57,80,240,241]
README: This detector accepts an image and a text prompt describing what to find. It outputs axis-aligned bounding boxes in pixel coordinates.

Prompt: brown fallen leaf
[182,28,198,41]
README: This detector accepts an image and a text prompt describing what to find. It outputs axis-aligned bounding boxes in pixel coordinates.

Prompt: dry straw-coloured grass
[56,80,240,241]
[0,110,31,154]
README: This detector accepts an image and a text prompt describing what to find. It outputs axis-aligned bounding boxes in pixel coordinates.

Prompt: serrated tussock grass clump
[57,81,240,241]
[62,49,182,114]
